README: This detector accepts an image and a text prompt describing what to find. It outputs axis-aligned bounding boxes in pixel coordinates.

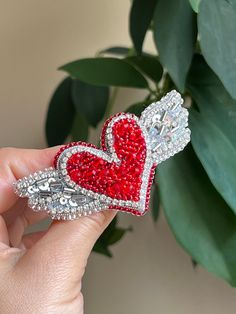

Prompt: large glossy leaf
[71,79,109,127]
[129,0,158,54]
[190,110,236,213]
[198,0,236,99]
[45,77,75,146]
[187,54,236,212]
[60,58,148,89]
[158,145,236,285]
[187,55,236,146]
[153,0,197,91]
[71,113,89,142]
[189,0,200,13]
[125,55,163,83]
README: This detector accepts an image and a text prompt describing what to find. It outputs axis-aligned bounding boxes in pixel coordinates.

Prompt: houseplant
[45,0,236,286]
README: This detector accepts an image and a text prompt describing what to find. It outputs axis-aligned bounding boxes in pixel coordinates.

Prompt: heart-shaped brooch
[14,90,190,220]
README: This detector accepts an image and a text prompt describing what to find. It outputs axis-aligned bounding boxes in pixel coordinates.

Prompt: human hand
[0,147,116,314]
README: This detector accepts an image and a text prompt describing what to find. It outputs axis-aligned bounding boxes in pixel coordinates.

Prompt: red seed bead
[54,114,156,215]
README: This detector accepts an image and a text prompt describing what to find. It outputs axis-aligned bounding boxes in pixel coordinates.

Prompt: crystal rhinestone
[59,197,67,205]
[149,127,161,149]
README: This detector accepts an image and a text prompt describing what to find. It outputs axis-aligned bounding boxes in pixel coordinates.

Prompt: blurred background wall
[1,1,236,313]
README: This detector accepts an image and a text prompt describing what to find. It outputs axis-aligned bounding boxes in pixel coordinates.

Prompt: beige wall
[1,1,236,313]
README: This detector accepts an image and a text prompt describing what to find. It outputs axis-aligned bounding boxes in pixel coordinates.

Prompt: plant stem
[104,87,119,119]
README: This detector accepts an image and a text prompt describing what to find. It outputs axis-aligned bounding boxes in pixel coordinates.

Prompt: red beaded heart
[55,114,155,215]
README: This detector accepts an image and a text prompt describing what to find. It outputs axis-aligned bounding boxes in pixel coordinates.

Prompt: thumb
[20,210,116,282]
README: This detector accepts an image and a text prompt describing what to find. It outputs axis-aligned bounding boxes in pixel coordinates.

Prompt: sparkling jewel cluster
[141,89,190,164]
[14,90,190,220]
[13,168,103,220]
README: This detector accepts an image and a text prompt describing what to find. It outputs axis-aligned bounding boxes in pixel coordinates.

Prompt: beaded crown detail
[14,90,190,220]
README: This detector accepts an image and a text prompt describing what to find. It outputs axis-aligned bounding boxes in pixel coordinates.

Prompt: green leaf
[93,242,112,258]
[107,228,127,245]
[125,55,163,83]
[187,54,236,213]
[100,46,130,56]
[198,0,236,99]
[129,0,158,54]
[71,79,109,127]
[101,216,118,242]
[126,102,147,117]
[60,58,148,89]
[189,0,200,13]
[158,145,236,286]
[151,183,160,222]
[71,113,89,142]
[153,0,197,91]
[45,77,75,146]
[93,217,130,257]
[187,55,236,147]
[190,110,236,214]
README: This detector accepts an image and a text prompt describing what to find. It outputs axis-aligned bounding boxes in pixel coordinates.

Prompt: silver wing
[13,167,108,220]
[140,90,190,164]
